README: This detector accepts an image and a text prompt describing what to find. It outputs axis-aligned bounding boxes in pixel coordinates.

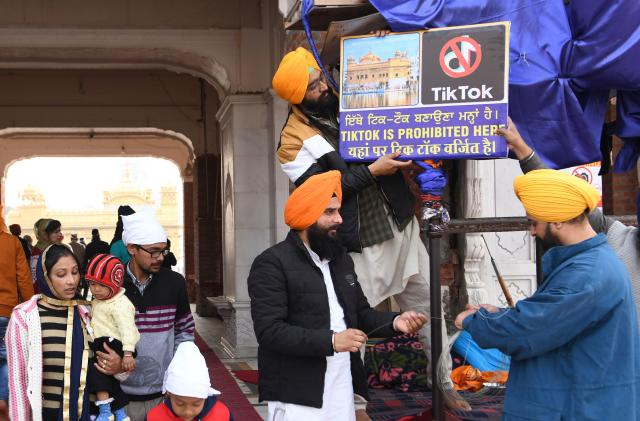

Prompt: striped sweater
[6,295,91,421]
[120,268,195,399]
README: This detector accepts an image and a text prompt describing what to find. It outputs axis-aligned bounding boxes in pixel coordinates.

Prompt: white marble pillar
[213,92,288,358]
[461,160,492,305]
[461,159,538,306]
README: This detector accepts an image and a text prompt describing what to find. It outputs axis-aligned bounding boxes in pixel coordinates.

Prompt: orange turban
[513,169,600,223]
[272,47,320,104]
[284,171,342,230]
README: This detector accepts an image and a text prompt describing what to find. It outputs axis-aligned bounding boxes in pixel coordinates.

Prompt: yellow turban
[272,47,320,105]
[513,169,600,222]
[284,171,342,230]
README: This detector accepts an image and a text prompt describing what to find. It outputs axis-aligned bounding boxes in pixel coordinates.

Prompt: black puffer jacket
[248,231,399,408]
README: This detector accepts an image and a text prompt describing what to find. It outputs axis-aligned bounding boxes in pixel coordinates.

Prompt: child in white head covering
[146,342,233,421]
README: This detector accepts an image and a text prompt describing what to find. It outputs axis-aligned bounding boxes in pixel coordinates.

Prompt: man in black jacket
[8,224,30,262]
[273,47,466,414]
[248,171,427,421]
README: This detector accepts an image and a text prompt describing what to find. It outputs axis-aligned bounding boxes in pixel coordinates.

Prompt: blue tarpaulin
[353,0,640,169]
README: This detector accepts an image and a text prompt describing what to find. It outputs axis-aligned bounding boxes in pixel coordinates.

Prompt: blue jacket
[464,234,640,420]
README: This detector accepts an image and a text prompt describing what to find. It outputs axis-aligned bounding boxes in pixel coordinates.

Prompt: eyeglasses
[136,245,170,259]
[307,72,328,92]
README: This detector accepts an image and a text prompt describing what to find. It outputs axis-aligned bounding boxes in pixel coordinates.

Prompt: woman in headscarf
[6,244,121,421]
[110,206,135,265]
[30,219,64,291]
[33,219,64,253]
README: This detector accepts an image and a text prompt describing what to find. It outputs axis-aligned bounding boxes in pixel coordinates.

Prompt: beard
[539,224,562,251]
[135,256,161,275]
[308,222,343,261]
[301,90,339,120]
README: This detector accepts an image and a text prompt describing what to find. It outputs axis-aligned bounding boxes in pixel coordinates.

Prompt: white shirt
[304,244,347,334]
[266,244,355,421]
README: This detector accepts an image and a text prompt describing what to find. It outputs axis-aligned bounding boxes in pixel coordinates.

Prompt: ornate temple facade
[5,169,183,273]
[345,50,412,87]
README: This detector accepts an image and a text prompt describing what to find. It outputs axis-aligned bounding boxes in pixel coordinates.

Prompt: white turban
[163,342,220,398]
[122,208,167,246]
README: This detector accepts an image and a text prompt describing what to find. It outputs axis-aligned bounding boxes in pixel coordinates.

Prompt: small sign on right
[422,24,507,105]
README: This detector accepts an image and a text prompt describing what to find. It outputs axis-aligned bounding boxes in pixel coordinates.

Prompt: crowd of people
[1,43,639,421]
[0,205,225,421]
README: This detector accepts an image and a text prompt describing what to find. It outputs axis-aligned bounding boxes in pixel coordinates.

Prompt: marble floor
[191,306,269,420]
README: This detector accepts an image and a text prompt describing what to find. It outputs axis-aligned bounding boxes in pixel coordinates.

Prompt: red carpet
[233,369,259,385]
[195,333,263,421]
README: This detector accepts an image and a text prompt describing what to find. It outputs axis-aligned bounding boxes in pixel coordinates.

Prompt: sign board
[339,22,510,162]
[560,162,603,209]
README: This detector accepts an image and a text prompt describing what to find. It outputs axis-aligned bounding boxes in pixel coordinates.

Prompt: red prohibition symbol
[439,36,482,78]
[572,166,593,184]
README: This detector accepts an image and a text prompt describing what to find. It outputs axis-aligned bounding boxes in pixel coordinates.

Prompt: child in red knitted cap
[85,253,140,421]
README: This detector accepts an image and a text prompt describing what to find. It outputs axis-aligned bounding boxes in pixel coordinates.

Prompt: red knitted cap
[85,254,125,299]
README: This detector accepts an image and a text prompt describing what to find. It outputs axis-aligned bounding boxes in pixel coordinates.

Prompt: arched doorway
[0,69,222,318]
[0,0,288,356]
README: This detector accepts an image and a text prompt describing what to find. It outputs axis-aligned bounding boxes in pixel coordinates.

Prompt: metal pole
[428,216,444,421]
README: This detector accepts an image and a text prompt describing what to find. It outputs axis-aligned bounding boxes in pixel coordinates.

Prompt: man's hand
[368,152,413,177]
[95,342,124,375]
[495,117,533,160]
[334,329,367,353]
[479,304,501,313]
[454,304,479,330]
[393,311,428,334]
[122,354,136,372]
[369,29,391,37]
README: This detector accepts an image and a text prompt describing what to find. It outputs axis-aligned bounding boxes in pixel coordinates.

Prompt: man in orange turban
[248,171,427,421]
[272,47,320,105]
[274,45,467,416]
[454,167,640,420]
[284,170,342,232]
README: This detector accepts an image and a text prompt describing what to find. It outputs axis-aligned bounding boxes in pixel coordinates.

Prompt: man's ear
[126,244,137,256]
[550,222,564,232]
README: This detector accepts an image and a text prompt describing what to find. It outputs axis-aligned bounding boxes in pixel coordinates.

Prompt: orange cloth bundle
[272,47,320,104]
[284,170,342,230]
[450,365,508,392]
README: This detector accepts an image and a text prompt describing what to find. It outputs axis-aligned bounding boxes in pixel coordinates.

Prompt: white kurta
[267,246,356,421]
[349,214,428,308]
